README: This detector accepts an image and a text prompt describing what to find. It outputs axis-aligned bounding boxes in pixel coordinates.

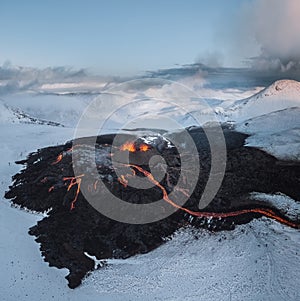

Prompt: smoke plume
[246,0,300,72]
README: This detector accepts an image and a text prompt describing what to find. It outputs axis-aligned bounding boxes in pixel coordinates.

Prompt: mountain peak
[263,79,300,97]
[227,79,300,122]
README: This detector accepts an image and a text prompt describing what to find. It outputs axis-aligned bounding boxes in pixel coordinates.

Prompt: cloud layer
[0,61,88,95]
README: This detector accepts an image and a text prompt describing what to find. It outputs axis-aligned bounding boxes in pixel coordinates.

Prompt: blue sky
[0,0,257,75]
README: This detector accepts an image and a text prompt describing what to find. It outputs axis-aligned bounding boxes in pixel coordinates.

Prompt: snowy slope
[4,93,91,128]
[237,107,300,134]
[0,100,21,124]
[0,100,64,127]
[222,80,300,160]
[236,107,300,159]
[83,221,300,301]
[227,80,300,122]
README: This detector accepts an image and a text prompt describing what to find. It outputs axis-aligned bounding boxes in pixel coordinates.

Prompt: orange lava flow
[48,147,299,228]
[51,153,63,165]
[139,143,151,152]
[120,142,136,152]
[119,141,151,152]
[128,164,300,229]
[63,174,84,210]
[51,146,76,165]
[118,175,128,188]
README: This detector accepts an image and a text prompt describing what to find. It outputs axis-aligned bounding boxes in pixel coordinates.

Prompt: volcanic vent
[5,127,300,288]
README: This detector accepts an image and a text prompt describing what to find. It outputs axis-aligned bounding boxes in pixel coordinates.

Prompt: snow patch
[250,192,300,220]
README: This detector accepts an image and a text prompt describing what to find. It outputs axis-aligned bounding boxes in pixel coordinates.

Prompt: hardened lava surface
[4,127,300,288]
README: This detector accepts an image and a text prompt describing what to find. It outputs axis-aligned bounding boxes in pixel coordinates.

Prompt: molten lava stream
[62,174,84,210]
[49,143,299,229]
[51,145,82,165]
[51,153,63,165]
[127,164,300,229]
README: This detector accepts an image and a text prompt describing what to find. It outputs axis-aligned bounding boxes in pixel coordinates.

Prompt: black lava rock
[4,127,300,288]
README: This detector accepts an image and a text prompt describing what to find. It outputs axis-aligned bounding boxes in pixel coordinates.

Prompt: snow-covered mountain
[226,79,300,122]
[212,79,300,160]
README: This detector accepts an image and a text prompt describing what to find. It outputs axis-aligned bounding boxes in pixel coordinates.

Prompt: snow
[223,80,300,160]
[4,93,91,127]
[83,222,300,301]
[0,77,300,300]
[228,80,300,122]
[237,107,300,134]
[235,107,300,160]
[250,192,300,220]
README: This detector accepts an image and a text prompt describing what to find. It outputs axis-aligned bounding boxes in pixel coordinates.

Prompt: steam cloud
[246,0,300,72]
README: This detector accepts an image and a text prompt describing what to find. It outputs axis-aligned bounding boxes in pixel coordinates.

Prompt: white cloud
[244,0,300,71]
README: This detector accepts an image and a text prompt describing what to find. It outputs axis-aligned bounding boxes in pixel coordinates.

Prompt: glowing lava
[139,143,151,152]
[48,186,54,192]
[118,175,128,187]
[62,174,84,210]
[119,141,151,152]
[51,146,78,165]
[51,153,63,165]
[48,146,299,229]
[127,164,300,229]
[120,141,136,152]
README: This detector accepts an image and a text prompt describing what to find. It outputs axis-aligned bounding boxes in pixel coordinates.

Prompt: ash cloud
[245,0,300,73]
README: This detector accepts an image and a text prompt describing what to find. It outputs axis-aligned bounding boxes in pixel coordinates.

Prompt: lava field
[4,126,300,288]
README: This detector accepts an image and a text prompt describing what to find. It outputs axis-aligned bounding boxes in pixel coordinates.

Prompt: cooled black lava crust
[4,127,300,288]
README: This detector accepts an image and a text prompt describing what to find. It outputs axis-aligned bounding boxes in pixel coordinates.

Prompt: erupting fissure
[119,141,151,153]
[49,143,300,229]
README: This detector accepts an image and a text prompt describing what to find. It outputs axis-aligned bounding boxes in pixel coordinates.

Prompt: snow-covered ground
[236,107,300,160]
[232,80,300,159]
[0,76,300,300]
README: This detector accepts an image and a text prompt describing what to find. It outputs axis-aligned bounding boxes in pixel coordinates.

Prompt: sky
[0,0,255,75]
[1,1,300,76]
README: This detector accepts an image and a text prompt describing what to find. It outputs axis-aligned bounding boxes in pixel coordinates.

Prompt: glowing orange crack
[118,175,128,187]
[139,143,151,152]
[119,141,151,153]
[48,148,299,228]
[51,153,63,165]
[128,164,300,229]
[63,174,84,210]
[120,142,136,152]
[51,146,80,165]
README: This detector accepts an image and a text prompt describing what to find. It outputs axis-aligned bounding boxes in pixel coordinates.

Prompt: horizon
[1,60,300,99]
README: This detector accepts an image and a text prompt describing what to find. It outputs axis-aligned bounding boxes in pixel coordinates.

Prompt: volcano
[4,126,300,289]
